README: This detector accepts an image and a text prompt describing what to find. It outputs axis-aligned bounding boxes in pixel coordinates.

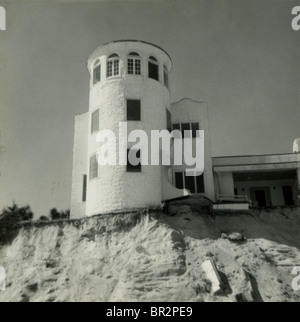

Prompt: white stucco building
[70,40,300,218]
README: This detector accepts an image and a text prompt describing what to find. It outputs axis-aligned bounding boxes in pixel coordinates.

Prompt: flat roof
[89,39,172,62]
[213,152,298,159]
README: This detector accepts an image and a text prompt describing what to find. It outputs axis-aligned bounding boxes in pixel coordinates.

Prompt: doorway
[255,190,267,207]
[250,187,271,208]
[282,186,294,206]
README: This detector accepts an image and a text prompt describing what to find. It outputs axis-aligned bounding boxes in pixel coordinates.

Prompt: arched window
[128,52,141,75]
[149,56,158,62]
[107,54,120,78]
[163,65,169,88]
[93,59,101,85]
[148,56,159,81]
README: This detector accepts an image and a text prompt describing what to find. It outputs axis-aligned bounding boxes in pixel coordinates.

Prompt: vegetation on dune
[49,208,70,221]
[0,202,34,244]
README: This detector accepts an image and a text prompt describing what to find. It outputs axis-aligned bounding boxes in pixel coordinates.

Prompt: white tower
[85,40,172,216]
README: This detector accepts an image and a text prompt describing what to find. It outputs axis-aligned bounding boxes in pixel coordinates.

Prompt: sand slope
[0,208,299,302]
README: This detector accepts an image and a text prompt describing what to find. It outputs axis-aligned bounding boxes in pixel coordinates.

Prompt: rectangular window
[191,122,200,138]
[91,109,99,133]
[181,123,191,138]
[172,123,200,138]
[82,175,87,202]
[135,59,141,75]
[175,171,205,193]
[185,172,196,193]
[128,58,141,75]
[107,61,113,77]
[148,62,159,81]
[127,149,141,172]
[172,123,180,131]
[196,174,205,193]
[113,60,119,76]
[127,99,141,121]
[89,155,98,180]
[166,109,172,132]
[128,59,134,74]
[172,124,181,138]
[175,172,184,190]
[93,65,101,85]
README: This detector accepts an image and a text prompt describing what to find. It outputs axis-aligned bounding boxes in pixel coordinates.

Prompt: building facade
[213,154,300,208]
[70,40,300,218]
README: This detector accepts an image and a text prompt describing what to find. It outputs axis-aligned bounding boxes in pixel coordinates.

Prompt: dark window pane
[196,174,205,193]
[128,58,134,74]
[128,58,141,75]
[172,123,180,131]
[166,109,172,132]
[191,122,199,138]
[175,172,184,190]
[185,173,196,193]
[127,149,141,172]
[181,123,191,138]
[127,99,141,121]
[89,155,98,180]
[82,175,87,202]
[93,65,101,84]
[91,109,99,133]
[135,59,141,75]
[149,56,158,62]
[148,61,159,81]
[113,60,119,75]
[107,61,113,77]
[172,124,181,138]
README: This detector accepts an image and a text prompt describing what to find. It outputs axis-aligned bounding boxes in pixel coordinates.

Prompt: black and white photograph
[0,0,300,304]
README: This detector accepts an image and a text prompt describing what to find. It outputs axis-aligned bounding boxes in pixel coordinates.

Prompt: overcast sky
[0,0,299,216]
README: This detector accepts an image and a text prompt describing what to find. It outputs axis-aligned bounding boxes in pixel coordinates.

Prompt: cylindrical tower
[86,40,172,216]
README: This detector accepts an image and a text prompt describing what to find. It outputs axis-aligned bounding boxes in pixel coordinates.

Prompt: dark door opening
[250,187,271,208]
[254,190,267,207]
[282,186,294,206]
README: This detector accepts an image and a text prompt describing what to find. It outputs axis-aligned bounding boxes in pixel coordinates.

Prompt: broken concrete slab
[201,259,223,295]
[235,269,264,302]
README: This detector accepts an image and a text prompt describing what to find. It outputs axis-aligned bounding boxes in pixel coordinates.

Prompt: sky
[0,0,299,217]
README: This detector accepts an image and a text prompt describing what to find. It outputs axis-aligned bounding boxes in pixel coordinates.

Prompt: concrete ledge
[213,203,249,212]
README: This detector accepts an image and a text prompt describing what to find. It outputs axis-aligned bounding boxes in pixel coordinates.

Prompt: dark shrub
[50,208,70,221]
[39,216,49,221]
[0,202,34,244]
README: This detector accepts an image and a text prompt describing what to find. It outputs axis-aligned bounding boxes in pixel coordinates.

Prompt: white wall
[70,112,88,218]
[216,172,235,196]
[171,99,215,199]
[86,41,172,216]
